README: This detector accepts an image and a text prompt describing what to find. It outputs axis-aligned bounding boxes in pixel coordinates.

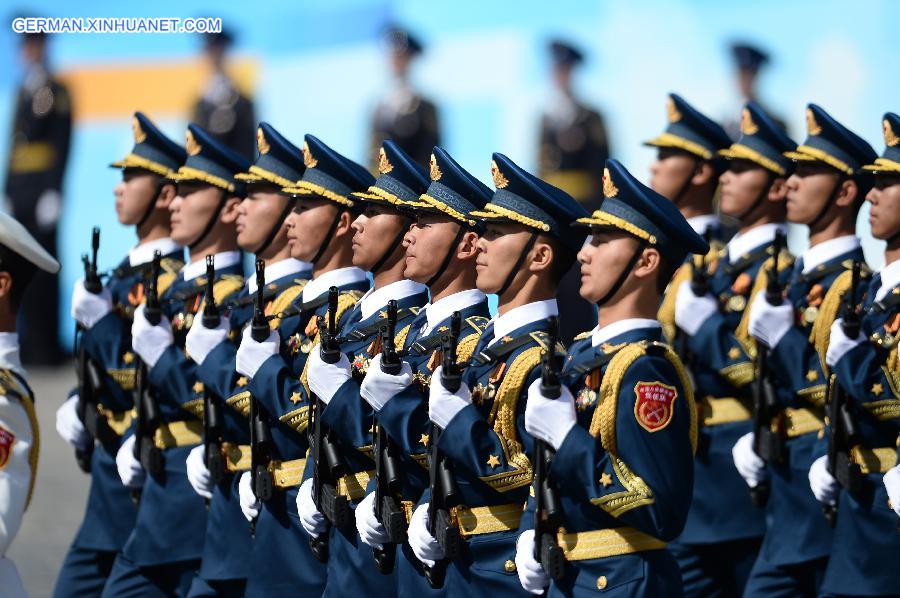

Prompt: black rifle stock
[249,260,274,535]
[201,256,225,492]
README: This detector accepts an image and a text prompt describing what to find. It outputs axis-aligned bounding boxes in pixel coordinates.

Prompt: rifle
[750,231,786,507]
[533,316,566,582]
[249,259,274,534]
[133,251,164,493]
[824,261,865,526]
[201,256,225,495]
[309,286,351,562]
[423,311,464,588]
[372,300,406,574]
[689,230,712,297]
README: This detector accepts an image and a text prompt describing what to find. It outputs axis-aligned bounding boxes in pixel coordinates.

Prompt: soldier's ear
[834,178,858,208]
[0,271,12,302]
[691,161,717,186]
[768,178,789,202]
[220,196,242,224]
[456,230,480,260]
[632,245,661,281]
[156,183,176,209]
[529,238,553,274]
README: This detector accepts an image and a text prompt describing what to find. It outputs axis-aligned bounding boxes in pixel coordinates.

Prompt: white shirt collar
[0,333,24,378]
[182,251,242,281]
[359,279,428,320]
[246,258,312,294]
[802,235,860,273]
[726,223,787,264]
[302,267,368,303]
[489,299,558,346]
[129,238,182,267]
[422,289,487,335]
[591,318,661,347]
[876,259,900,302]
[686,214,720,235]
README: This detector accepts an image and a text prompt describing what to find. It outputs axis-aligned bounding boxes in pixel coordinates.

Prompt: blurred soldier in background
[723,42,787,140]
[192,30,256,161]
[369,25,440,169]
[3,29,71,366]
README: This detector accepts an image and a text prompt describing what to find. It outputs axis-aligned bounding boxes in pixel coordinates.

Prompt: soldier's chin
[578,279,603,304]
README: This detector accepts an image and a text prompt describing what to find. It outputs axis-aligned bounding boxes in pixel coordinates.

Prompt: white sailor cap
[0,212,60,273]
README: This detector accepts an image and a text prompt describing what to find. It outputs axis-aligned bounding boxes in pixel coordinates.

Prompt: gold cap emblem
[256,128,270,155]
[666,96,682,123]
[602,167,618,198]
[378,147,394,174]
[741,108,759,136]
[185,129,201,156]
[806,108,822,136]
[132,116,146,144]
[491,160,509,189]
[302,142,318,168]
[429,153,442,181]
[884,119,899,147]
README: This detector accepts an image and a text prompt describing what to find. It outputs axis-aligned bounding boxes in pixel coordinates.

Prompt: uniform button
[596,575,608,590]
[504,559,516,573]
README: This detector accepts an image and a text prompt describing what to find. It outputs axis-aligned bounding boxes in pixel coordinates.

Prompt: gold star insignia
[193,381,204,393]
[728,347,741,360]
[123,352,135,364]
[419,433,430,446]
[872,383,884,397]
[599,472,613,487]
[806,370,818,382]
[236,376,248,387]
[486,454,500,468]
[290,392,302,404]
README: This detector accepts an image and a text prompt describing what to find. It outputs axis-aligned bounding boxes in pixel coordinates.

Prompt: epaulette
[810,262,872,375]
[212,275,245,304]
[573,330,593,341]
[406,315,491,359]
[472,330,552,366]
[721,244,772,276]
[795,258,857,286]
[267,280,308,330]
[344,306,420,341]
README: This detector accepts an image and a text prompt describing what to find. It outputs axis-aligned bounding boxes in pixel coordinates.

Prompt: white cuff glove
[732,432,767,488]
[116,435,145,488]
[235,325,279,378]
[186,318,229,366]
[525,379,577,451]
[408,502,443,567]
[186,445,213,500]
[748,292,794,349]
[297,478,328,535]
[55,394,91,451]
[360,354,413,411]
[428,366,471,428]
[355,491,390,549]
[306,348,352,405]
[808,454,838,506]
[825,318,866,368]
[883,464,900,518]
[131,305,173,369]
[674,280,719,336]
[238,472,260,522]
[515,530,549,595]
[71,279,112,329]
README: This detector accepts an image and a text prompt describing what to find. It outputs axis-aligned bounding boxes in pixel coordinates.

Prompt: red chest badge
[0,426,15,469]
[633,381,678,433]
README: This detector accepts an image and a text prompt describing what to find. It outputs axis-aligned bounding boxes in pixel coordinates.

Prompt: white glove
[355,491,390,549]
[732,432,767,489]
[235,325,279,378]
[116,435,145,488]
[408,503,443,567]
[297,478,328,535]
[428,366,471,428]
[515,530,548,595]
[306,347,352,405]
[131,305,173,369]
[186,445,213,500]
[55,394,91,451]
[71,279,112,329]
[238,472,260,522]
[883,464,900,518]
[360,354,413,411]
[825,318,866,368]
[525,379,577,451]
[808,455,838,506]
[186,317,229,366]
[674,280,719,336]
[748,292,794,349]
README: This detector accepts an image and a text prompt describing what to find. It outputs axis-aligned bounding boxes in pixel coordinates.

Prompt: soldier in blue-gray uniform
[807,112,900,597]
[666,102,797,596]
[737,104,877,596]
[54,112,186,598]
[232,134,374,596]
[299,139,432,596]
[353,146,493,593]
[404,153,588,596]
[102,124,250,597]
[514,158,708,596]
[178,122,313,596]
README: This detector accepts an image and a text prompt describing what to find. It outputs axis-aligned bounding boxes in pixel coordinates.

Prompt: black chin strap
[595,240,648,307]
[734,172,775,221]
[670,158,700,206]
[425,224,465,288]
[253,199,294,256]
[188,189,229,251]
[370,216,412,274]
[807,175,846,231]
[496,232,538,299]
[136,179,168,230]
[310,209,343,266]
